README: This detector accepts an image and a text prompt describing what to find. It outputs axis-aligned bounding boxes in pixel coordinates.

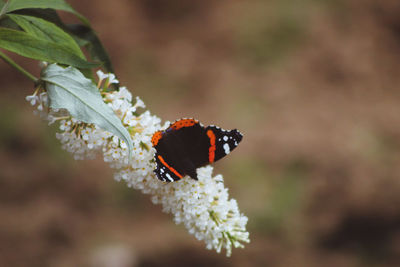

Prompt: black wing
[154,119,209,180]
[206,125,243,162]
[154,152,183,182]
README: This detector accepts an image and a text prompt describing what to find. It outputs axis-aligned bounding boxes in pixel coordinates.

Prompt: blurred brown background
[1,0,400,266]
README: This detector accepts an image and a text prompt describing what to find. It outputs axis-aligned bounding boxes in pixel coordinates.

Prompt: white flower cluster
[26,70,249,256]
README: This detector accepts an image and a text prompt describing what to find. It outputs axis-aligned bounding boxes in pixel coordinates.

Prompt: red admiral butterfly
[151,118,243,182]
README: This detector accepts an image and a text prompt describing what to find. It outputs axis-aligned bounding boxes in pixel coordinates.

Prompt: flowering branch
[26,67,250,256]
[1,0,249,256]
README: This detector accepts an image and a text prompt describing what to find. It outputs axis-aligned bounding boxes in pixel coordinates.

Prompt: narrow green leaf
[6,0,89,25]
[10,8,64,26]
[7,8,115,74]
[7,0,75,13]
[41,64,133,159]
[0,1,5,11]
[7,14,84,58]
[0,27,98,68]
[0,15,19,29]
[67,24,114,73]
[0,1,8,18]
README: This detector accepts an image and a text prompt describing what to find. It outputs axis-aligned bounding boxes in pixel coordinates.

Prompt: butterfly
[151,118,243,182]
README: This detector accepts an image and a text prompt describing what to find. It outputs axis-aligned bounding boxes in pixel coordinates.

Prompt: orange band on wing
[170,119,198,130]
[207,129,216,163]
[151,131,163,146]
[157,155,183,179]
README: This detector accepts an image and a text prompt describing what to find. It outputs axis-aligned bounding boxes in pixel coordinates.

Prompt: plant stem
[0,50,38,83]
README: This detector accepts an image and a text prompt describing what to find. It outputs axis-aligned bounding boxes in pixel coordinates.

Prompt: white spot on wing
[165,173,174,182]
[223,143,230,154]
[223,136,228,141]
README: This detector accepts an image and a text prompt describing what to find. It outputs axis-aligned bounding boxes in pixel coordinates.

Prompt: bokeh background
[1,0,400,266]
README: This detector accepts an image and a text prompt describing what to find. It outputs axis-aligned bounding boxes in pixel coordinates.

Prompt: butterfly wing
[206,125,243,162]
[154,152,184,182]
[169,120,209,165]
[165,119,209,179]
[152,119,206,181]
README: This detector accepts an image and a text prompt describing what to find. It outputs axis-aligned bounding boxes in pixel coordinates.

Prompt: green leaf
[0,1,8,18]
[67,24,114,73]
[7,14,84,58]
[41,64,133,159]
[0,1,5,12]
[6,0,88,25]
[0,15,19,29]
[0,27,98,68]
[6,8,115,74]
